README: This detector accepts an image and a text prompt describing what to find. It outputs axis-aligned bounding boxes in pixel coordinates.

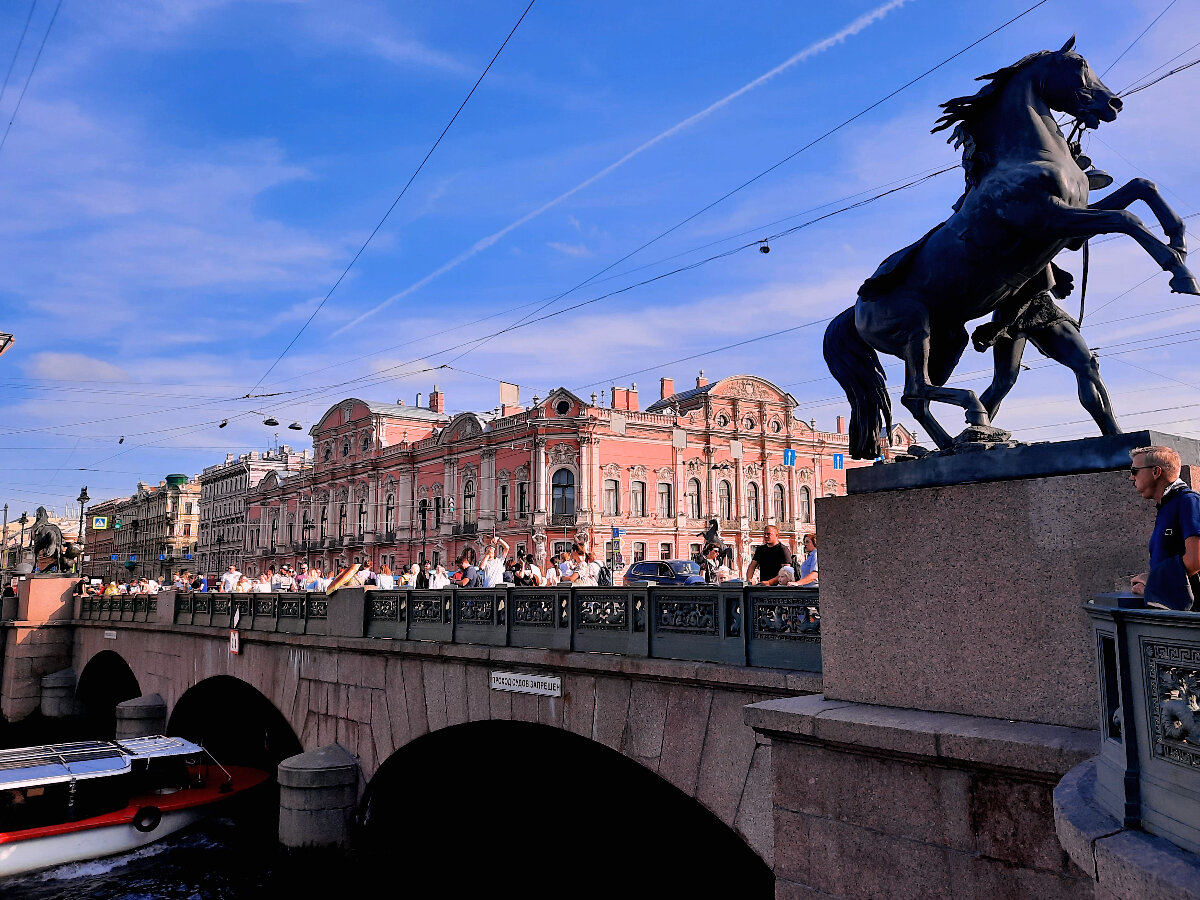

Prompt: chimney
[696,369,708,388]
[660,377,674,400]
[226,453,234,463]
[628,382,639,412]
[416,392,422,408]
[610,387,629,411]
[836,415,846,434]
[429,386,444,413]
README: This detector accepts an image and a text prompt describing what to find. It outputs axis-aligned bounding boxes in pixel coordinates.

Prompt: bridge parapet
[78,585,821,671]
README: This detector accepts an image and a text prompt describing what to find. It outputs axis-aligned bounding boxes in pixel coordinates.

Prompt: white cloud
[25,353,131,383]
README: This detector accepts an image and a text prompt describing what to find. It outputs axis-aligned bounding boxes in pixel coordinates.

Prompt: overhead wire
[0,1,37,109]
[246,0,538,395]
[446,0,1052,368]
[0,0,61,158]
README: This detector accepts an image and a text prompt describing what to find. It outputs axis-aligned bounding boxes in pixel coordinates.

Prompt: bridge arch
[76,649,141,738]
[360,720,773,895]
[168,675,302,771]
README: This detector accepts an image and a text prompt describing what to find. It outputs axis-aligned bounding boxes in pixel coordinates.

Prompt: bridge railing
[78,585,821,671]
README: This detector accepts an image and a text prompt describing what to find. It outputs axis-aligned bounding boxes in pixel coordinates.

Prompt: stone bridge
[4,579,824,884]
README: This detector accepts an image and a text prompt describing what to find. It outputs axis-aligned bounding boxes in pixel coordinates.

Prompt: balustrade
[76,584,820,672]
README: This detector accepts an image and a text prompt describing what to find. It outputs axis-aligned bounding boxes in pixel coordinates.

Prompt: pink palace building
[243,372,912,579]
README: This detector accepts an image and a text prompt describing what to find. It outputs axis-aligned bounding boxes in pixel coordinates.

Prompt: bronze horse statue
[30,507,68,573]
[824,38,1198,458]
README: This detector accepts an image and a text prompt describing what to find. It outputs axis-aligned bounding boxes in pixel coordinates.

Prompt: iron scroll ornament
[823,38,1198,458]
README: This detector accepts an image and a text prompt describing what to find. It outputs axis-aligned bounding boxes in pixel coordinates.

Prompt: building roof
[362,401,450,422]
[644,384,714,413]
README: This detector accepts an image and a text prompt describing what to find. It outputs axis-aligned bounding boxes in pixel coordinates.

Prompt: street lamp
[14,512,30,576]
[75,487,89,574]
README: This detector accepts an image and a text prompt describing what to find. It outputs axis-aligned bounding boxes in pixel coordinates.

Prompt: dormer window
[717,414,729,427]
[556,400,571,416]
[743,417,756,431]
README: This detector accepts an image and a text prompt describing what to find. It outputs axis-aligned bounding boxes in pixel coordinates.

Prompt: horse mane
[932,50,1050,192]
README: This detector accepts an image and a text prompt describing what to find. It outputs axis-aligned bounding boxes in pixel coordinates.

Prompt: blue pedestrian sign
[832,453,845,470]
[185,554,193,560]
[110,554,118,561]
[159,554,166,560]
[782,448,796,467]
[129,554,137,562]
[611,527,626,538]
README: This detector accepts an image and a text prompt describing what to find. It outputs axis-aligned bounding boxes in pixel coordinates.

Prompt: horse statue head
[933,37,1122,191]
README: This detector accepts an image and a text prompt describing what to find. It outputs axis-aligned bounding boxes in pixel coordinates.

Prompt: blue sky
[2,0,1199,513]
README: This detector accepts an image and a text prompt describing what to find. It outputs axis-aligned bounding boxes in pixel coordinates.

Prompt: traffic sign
[611,527,626,537]
[832,453,844,470]
[159,554,166,560]
[129,554,137,562]
[92,515,108,530]
[110,554,118,561]
[782,448,796,467]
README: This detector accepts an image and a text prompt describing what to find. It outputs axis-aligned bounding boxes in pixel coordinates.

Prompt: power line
[1100,0,1178,78]
[448,0,1051,368]
[247,0,537,394]
[0,0,61,158]
[0,1,37,109]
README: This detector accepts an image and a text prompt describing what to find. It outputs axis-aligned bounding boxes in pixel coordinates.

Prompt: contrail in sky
[334,0,912,335]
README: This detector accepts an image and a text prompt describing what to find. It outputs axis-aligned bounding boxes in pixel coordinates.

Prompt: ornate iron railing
[79,585,819,670]
[1088,596,1200,857]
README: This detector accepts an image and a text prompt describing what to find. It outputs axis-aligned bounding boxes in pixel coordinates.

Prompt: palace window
[747,482,761,522]
[659,542,672,560]
[551,469,575,517]
[632,542,646,563]
[418,499,428,533]
[434,496,443,528]
[385,494,396,531]
[518,482,529,517]
[361,432,371,452]
[603,479,620,515]
[357,499,367,536]
[631,481,646,517]
[798,486,811,524]
[338,503,347,537]
[687,478,702,519]
[499,484,509,521]
[718,480,732,520]
[320,507,328,539]
[463,480,476,526]
[341,439,350,458]
[773,483,787,522]
[656,483,672,518]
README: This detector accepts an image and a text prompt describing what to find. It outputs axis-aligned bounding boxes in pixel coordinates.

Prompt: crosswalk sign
[92,516,108,530]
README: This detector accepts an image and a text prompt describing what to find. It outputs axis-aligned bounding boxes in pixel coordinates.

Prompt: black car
[622,559,706,586]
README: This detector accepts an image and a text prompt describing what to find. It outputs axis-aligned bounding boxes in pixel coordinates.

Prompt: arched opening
[360,721,772,895]
[76,650,141,739]
[167,675,301,773]
[551,468,575,517]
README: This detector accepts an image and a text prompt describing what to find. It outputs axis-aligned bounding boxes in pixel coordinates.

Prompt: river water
[4,815,357,900]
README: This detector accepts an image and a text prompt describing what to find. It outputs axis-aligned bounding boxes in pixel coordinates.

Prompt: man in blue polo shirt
[1130,445,1200,610]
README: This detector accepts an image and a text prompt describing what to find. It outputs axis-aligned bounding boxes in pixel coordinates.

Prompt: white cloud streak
[332,0,914,335]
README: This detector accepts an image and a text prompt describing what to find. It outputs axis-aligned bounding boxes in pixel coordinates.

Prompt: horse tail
[822,306,892,459]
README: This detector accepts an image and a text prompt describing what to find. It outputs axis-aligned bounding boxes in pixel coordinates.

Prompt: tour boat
[0,735,269,878]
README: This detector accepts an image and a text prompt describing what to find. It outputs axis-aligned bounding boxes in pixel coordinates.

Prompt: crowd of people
[75,526,817,595]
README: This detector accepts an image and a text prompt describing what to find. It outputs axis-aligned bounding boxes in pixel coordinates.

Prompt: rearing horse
[824,38,1199,458]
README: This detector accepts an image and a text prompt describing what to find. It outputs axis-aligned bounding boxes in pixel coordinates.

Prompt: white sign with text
[489,671,561,697]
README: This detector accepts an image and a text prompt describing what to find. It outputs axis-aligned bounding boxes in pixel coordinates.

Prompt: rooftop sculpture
[823,37,1198,459]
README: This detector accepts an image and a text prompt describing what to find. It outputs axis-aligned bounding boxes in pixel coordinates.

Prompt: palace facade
[243,372,910,580]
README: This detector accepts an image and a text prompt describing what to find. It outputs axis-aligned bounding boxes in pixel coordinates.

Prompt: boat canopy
[0,737,204,792]
[115,736,204,759]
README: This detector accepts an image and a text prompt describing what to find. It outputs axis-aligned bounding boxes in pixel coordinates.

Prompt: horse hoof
[1170,273,1200,295]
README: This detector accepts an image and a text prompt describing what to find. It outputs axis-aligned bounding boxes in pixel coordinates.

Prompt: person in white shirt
[565,544,601,587]
[252,573,272,593]
[543,561,559,586]
[144,578,159,593]
[480,544,507,588]
[220,565,241,593]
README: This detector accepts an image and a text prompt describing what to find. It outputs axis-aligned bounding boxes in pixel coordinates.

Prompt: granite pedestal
[1,574,78,721]
[746,432,1196,899]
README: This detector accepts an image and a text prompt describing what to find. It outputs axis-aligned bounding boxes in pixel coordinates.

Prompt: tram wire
[0,0,62,159]
[245,0,538,397]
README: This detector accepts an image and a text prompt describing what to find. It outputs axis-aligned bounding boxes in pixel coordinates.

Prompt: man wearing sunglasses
[1129,445,1200,609]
